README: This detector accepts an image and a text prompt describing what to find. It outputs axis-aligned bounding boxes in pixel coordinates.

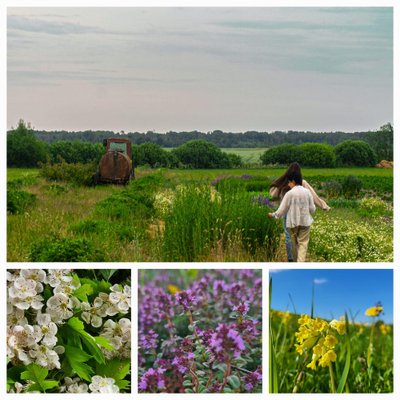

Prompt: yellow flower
[365,306,383,317]
[319,350,337,367]
[324,335,338,349]
[379,323,391,335]
[167,284,180,295]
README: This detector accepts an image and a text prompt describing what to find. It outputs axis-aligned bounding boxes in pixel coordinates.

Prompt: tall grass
[162,184,281,261]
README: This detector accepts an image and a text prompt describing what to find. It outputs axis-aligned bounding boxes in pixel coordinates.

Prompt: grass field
[7,166,393,262]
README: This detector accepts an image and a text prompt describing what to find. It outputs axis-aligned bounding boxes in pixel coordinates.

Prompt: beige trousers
[288,225,311,262]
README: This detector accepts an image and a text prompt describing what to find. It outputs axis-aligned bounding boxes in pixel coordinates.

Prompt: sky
[270,269,393,324]
[7,7,393,133]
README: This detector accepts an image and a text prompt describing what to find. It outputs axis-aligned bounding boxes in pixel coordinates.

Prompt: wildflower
[44,269,73,288]
[140,329,158,350]
[33,313,58,347]
[175,289,197,312]
[232,302,250,317]
[207,324,246,361]
[171,352,195,374]
[109,284,131,313]
[243,368,262,391]
[295,314,344,370]
[329,319,346,335]
[365,305,383,317]
[28,343,64,369]
[89,376,119,393]
[139,367,166,392]
[60,377,89,393]
[100,318,131,359]
[46,293,74,322]
[81,301,105,328]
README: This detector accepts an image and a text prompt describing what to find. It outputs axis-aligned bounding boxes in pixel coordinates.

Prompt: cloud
[8,15,104,35]
[313,278,328,285]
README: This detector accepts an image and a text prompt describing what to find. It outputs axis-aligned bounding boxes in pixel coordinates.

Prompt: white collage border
[1,1,398,399]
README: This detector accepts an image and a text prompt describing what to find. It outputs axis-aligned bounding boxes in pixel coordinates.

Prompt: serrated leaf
[116,379,130,390]
[67,318,105,364]
[95,358,130,386]
[94,336,115,350]
[73,284,94,302]
[20,364,59,393]
[64,345,93,382]
[99,269,118,281]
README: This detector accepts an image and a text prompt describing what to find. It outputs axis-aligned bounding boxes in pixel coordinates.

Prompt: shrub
[30,236,105,262]
[7,120,49,167]
[341,175,362,199]
[132,143,172,168]
[358,197,390,218]
[335,140,377,167]
[260,144,301,166]
[39,160,97,186]
[323,180,342,199]
[7,189,36,214]
[299,143,336,168]
[49,141,104,164]
[171,140,232,168]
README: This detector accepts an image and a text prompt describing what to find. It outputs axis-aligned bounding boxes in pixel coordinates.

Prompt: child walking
[268,170,315,262]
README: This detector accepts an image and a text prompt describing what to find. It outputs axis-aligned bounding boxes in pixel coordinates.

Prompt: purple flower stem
[220,360,232,393]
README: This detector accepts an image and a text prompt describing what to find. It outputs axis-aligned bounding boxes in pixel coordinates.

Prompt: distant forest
[29,127,389,148]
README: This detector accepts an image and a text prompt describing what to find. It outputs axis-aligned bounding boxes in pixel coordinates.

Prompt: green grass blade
[337,313,351,393]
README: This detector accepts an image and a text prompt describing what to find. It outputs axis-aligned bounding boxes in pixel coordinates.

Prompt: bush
[358,197,390,218]
[171,140,233,168]
[335,140,377,167]
[323,180,342,198]
[341,175,362,199]
[132,143,173,168]
[299,143,336,168]
[260,144,301,166]
[49,141,104,164]
[7,120,49,167]
[30,236,105,262]
[7,189,36,214]
[39,161,97,186]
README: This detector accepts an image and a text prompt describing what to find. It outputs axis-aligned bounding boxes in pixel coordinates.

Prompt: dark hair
[270,162,303,196]
[287,170,303,186]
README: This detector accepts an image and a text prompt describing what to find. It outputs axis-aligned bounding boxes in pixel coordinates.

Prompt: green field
[7,166,393,262]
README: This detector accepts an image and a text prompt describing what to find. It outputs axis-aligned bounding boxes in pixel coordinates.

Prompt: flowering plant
[7,269,131,393]
[138,269,262,393]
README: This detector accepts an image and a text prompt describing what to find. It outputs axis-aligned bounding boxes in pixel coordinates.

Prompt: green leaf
[94,336,115,350]
[95,359,130,388]
[67,317,105,364]
[337,313,351,393]
[73,284,94,302]
[64,345,93,382]
[99,269,118,281]
[20,364,59,393]
[227,375,241,389]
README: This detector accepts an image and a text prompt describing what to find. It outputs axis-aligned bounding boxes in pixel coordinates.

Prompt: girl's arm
[271,192,290,218]
[302,179,330,210]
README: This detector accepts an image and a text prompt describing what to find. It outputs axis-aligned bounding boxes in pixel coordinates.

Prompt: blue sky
[7,7,392,132]
[270,269,393,324]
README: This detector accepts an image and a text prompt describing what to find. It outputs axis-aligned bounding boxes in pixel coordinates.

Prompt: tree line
[17,123,392,159]
[7,120,393,169]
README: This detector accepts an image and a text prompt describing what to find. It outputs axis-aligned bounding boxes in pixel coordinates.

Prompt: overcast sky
[7,7,393,132]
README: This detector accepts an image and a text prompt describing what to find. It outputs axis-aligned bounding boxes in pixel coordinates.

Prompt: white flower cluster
[81,284,131,328]
[100,318,131,360]
[7,269,71,369]
[7,269,132,378]
[60,375,120,393]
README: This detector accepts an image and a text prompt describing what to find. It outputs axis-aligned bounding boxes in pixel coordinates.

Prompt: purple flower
[232,302,250,317]
[207,323,246,361]
[138,367,166,392]
[175,289,197,312]
[251,194,273,208]
[240,174,254,180]
[213,280,228,297]
[172,352,195,374]
[140,329,158,350]
[243,368,262,391]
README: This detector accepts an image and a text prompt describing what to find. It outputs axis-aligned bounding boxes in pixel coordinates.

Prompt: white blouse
[272,185,316,228]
